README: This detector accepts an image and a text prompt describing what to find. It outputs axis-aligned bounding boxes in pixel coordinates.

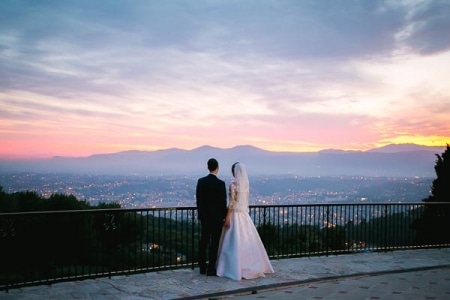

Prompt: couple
[196,158,274,280]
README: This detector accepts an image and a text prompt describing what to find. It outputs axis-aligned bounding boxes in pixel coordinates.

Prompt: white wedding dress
[216,163,274,280]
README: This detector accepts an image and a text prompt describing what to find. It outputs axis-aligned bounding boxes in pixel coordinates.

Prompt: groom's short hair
[207,158,219,171]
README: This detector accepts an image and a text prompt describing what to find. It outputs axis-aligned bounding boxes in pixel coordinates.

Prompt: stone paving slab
[230,267,450,300]
[2,248,450,300]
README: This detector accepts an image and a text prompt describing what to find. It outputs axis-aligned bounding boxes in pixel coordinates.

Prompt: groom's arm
[196,179,204,220]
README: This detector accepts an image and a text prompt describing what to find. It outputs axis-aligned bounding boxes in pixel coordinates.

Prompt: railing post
[326,205,330,257]
[384,205,388,252]
[191,208,196,270]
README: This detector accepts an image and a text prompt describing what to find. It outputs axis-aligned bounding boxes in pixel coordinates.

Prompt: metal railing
[1,202,449,291]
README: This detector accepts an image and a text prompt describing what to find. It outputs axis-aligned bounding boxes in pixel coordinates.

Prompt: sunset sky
[1,0,449,159]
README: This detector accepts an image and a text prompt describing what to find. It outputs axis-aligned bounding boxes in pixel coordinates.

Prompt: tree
[423,144,450,203]
[412,144,450,244]
[47,193,91,210]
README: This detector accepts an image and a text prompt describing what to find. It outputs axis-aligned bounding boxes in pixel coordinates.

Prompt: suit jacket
[196,174,227,222]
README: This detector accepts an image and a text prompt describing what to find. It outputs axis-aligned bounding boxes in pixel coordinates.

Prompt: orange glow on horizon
[1,137,448,160]
[376,135,449,148]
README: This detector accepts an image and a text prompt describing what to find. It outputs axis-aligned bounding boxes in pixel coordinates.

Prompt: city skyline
[1,0,449,159]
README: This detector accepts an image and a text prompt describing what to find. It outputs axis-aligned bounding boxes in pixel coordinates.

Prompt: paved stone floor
[2,248,450,300]
[231,268,450,300]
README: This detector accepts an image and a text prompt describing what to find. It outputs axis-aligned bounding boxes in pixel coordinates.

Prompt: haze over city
[1,0,449,160]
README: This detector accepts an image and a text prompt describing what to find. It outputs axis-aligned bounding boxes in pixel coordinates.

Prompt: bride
[216,162,274,280]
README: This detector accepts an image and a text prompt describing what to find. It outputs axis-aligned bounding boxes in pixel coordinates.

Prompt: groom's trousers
[198,218,223,271]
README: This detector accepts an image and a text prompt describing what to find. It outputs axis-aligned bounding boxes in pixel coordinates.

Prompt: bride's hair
[231,162,238,177]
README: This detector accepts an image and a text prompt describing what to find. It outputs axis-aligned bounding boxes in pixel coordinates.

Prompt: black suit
[196,173,227,273]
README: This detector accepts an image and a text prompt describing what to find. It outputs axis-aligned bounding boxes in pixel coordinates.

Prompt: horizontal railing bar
[1,202,446,217]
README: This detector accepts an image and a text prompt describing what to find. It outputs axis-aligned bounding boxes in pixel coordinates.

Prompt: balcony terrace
[1,203,450,299]
[3,248,450,299]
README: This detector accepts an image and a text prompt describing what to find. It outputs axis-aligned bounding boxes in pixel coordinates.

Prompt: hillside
[0,144,445,177]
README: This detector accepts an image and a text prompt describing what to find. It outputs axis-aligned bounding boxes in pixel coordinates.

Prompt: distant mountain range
[0,144,446,177]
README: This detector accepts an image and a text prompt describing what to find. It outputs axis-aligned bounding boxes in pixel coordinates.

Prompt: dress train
[216,210,274,280]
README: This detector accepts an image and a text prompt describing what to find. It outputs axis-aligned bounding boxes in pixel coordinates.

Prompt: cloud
[401,0,450,54]
[0,0,449,158]
[0,0,434,96]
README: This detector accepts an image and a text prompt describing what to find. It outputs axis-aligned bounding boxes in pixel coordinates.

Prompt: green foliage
[322,225,346,251]
[47,193,91,210]
[141,214,199,264]
[0,187,128,285]
[274,223,323,255]
[0,190,43,212]
[257,221,279,255]
[424,144,450,203]
[0,186,120,212]
[412,144,450,244]
[96,202,121,209]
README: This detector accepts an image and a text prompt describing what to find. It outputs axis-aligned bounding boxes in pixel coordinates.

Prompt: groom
[196,158,227,276]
